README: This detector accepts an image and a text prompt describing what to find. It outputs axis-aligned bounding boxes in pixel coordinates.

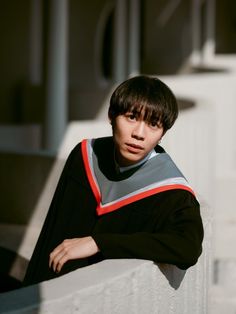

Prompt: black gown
[23,137,204,286]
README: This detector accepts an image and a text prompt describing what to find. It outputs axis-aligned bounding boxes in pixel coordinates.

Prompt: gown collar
[81,137,195,216]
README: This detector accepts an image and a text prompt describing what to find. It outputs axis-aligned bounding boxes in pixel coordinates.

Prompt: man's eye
[150,121,158,128]
[149,120,162,129]
[127,114,136,120]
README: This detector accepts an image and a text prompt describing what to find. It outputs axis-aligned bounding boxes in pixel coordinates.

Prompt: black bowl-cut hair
[108,75,178,133]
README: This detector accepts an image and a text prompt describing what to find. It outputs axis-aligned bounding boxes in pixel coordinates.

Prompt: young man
[24,76,203,285]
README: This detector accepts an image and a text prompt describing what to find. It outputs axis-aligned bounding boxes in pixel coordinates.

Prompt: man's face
[112,112,164,167]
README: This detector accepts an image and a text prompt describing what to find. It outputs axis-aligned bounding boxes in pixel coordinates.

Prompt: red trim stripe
[81,139,101,205]
[96,184,195,216]
[81,139,196,217]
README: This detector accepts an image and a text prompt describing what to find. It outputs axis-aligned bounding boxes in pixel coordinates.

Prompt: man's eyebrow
[128,109,141,116]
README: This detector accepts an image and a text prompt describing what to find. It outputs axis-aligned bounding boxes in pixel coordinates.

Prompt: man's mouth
[126,143,144,151]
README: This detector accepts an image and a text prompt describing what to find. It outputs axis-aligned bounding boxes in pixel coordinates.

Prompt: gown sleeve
[23,143,97,285]
[92,190,204,270]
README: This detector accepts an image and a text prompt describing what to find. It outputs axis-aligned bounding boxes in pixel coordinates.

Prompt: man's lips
[126,143,144,150]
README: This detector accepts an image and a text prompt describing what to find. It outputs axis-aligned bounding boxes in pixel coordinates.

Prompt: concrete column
[112,0,127,83]
[202,0,215,62]
[128,0,140,76]
[191,0,202,66]
[29,0,42,85]
[43,0,68,152]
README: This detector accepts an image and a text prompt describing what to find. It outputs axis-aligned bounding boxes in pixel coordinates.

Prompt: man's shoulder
[68,136,112,155]
[92,136,114,156]
[93,136,113,147]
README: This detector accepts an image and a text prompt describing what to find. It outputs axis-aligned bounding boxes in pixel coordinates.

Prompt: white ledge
[0,195,211,314]
[0,257,209,314]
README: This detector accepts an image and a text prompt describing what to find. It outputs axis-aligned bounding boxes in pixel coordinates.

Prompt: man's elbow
[178,245,203,270]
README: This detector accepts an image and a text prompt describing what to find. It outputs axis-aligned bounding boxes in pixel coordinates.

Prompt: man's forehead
[128,105,160,120]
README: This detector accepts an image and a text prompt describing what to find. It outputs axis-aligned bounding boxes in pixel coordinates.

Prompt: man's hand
[49,236,99,273]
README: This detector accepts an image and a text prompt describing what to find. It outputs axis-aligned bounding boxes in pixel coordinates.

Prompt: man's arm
[92,192,203,270]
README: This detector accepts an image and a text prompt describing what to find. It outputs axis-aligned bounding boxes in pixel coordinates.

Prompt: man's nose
[132,121,145,140]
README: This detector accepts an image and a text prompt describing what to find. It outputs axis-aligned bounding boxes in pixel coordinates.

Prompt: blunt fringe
[108,76,178,132]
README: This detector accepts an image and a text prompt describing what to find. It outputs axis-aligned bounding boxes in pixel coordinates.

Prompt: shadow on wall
[188,66,229,74]
[0,247,27,293]
[0,260,192,313]
[0,153,55,294]
[177,98,195,110]
[0,153,55,225]
[0,278,41,313]
[158,263,186,290]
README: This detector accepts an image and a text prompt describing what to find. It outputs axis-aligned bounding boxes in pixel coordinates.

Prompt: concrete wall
[0,195,211,313]
[142,0,193,75]
[1,0,235,127]
[0,152,54,225]
[215,0,236,53]
[0,255,211,314]
[0,0,31,123]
